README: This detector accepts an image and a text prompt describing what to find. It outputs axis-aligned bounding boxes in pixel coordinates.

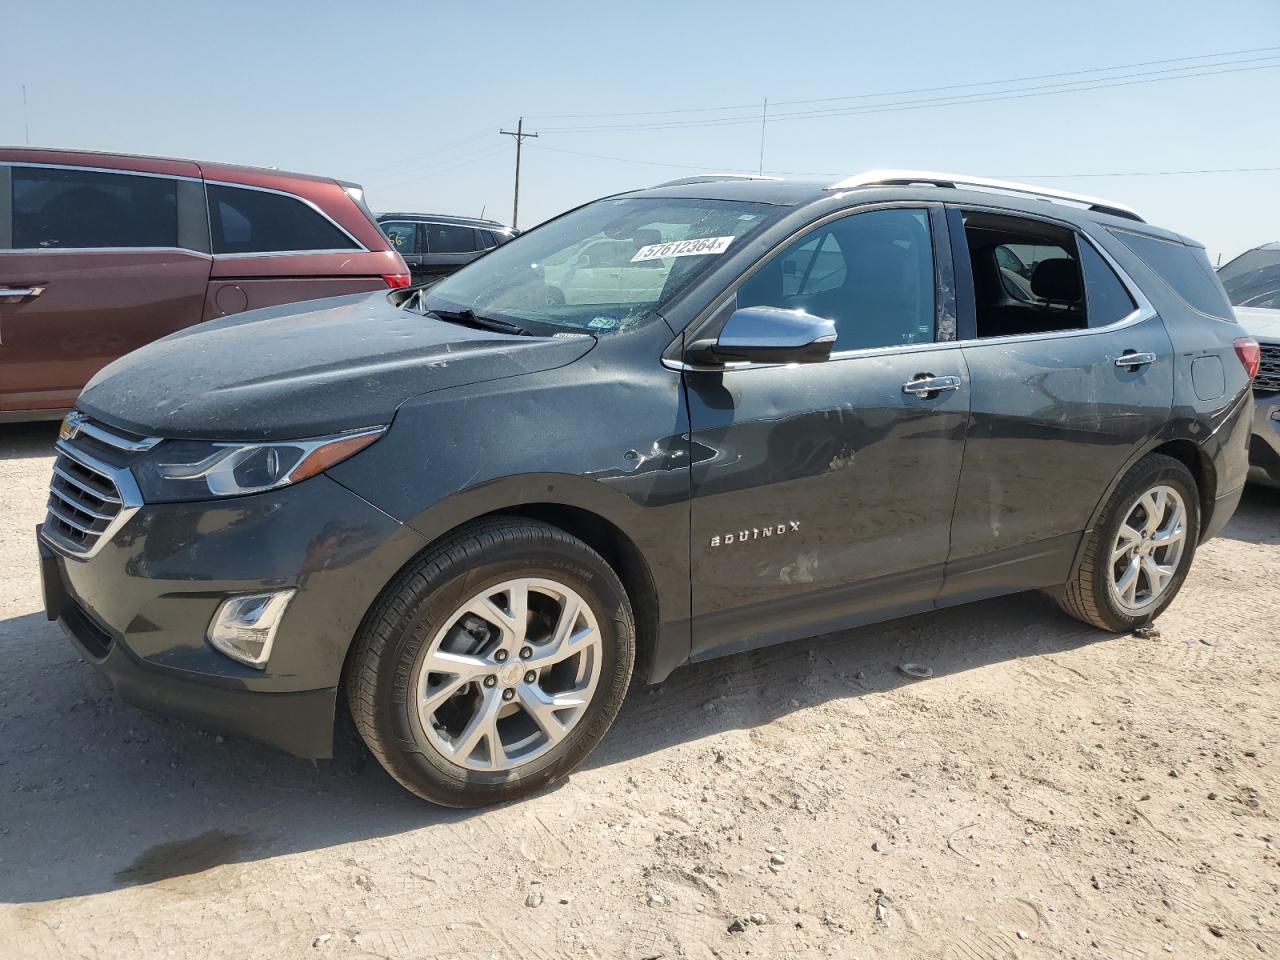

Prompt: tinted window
[425,223,478,254]
[477,230,498,249]
[1112,231,1232,319]
[12,166,177,249]
[380,220,419,255]
[1078,241,1136,327]
[737,208,935,351]
[207,184,357,254]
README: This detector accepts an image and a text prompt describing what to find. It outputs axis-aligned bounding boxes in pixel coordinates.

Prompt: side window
[737,208,935,351]
[1111,230,1232,320]
[12,166,178,249]
[477,230,497,249]
[380,221,419,255]
[425,223,477,254]
[960,211,1087,338]
[1078,240,1136,327]
[207,184,358,254]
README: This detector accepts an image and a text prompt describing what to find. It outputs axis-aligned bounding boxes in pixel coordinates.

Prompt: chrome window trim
[39,440,144,561]
[664,202,1158,373]
[0,159,202,183]
[204,179,368,253]
[211,249,375,260]
[1,246,212,257]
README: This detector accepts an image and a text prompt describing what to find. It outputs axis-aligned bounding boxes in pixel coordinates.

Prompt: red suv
[0,148,409,421]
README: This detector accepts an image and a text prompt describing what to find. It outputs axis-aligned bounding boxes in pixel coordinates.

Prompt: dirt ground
[1,420,1277,960]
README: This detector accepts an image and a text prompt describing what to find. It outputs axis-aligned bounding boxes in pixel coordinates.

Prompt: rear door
[0,161,211,416]
[686,204,971,660]
[421,222,482,278]
[941,206,1175,602]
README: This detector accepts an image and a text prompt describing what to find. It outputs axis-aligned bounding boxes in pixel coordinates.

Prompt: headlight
[132,427,385,502]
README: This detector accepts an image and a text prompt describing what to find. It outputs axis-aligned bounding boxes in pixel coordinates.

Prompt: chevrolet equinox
[38,171,1257,807]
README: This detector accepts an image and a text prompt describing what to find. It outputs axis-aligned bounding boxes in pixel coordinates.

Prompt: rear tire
[1058,454,1199,632]
[345,517,635,807]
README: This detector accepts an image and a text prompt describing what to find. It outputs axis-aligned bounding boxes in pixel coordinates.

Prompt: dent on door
[685,349,970,659]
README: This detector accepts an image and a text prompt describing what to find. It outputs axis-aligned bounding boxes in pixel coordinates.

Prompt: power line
[539,57,1280,133]
[528,143,1280,182]
[523,44,1280,122]
[364,129,493,176]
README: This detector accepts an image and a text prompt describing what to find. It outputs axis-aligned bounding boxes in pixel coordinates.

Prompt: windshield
[1219,246,1280,309]
[422,197,779,333]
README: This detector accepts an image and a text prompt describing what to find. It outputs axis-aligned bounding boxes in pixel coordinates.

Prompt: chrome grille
[41,414,149,559]
[1256,342,1280,393]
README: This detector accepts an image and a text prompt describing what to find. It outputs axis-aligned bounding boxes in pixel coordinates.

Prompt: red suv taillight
[1234,337,1261,380]
[383,273,411,290]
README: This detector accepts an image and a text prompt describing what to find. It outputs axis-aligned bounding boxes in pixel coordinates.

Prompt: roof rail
[827,169,1144,223]
[652,173,782,188]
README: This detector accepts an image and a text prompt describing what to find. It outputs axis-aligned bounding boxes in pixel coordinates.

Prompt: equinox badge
[710,521,800,548]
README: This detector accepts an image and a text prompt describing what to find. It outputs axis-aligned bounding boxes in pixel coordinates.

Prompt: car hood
[77,291,594,441]
[1234,305,1280,342]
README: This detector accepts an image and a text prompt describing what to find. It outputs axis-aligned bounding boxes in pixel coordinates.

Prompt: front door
[685,205,970,660]
[0,163,210,415]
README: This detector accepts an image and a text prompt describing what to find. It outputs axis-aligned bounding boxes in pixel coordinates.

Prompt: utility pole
[22,85,30,145]
[758,97,767,176]
[500,117,538,229]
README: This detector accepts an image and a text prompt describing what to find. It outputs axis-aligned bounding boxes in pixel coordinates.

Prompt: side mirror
[688,306,837,365]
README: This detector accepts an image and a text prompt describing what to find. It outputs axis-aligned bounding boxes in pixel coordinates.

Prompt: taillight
[1234,337,1261,380]
[383,273,411,290]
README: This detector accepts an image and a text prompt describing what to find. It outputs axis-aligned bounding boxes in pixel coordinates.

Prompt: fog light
[207,590,296,668]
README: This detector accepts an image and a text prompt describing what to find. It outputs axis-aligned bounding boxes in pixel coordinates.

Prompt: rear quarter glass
[1112,230,1233,320]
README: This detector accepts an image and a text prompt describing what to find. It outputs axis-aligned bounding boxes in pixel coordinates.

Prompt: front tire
[345,518,635,807]
[1058,453,1199,632]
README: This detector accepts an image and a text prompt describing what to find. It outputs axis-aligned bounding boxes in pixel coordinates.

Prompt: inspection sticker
[630,235,735,262]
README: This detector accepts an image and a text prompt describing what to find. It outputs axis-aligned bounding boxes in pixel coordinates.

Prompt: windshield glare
[1219,247,1280,309]
[423,197,778,332]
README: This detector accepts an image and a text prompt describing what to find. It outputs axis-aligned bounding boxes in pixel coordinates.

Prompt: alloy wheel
[413,577,602,771]
[1107,483,1188,613]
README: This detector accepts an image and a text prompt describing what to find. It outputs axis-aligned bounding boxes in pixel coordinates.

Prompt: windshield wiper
[427,307,532,337]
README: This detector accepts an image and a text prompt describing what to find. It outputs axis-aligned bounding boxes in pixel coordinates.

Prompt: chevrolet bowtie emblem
[59,411,87,442]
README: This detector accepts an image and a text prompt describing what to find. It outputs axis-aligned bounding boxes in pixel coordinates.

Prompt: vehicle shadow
[1,586,1102,905]
[0,421,59,460]
[1216,484,1280,546]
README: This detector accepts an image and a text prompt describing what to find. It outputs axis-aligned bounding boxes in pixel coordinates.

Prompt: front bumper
[38,474,427,758]
[1248,389,1280,487]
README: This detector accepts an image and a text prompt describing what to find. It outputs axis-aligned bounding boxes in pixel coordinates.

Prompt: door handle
[902,375,962,397]
[0,286,46,303]
[1115,351,1156,369]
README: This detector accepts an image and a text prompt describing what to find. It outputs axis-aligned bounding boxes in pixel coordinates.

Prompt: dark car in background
[377,213,517,284]
[1219,241,1280,485]
[0,148,409,421]
[39,171,1255,807]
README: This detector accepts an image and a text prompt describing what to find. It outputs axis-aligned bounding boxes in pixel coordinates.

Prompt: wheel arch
[1067,426,1217,585]
[342,475,674,696]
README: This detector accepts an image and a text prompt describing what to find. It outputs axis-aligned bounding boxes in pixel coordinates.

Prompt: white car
[1220,243,1280,485]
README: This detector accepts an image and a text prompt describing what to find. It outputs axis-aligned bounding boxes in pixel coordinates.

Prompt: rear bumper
[1248,390,1280,486]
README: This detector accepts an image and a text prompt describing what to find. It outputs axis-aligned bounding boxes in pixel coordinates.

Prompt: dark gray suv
[38,171,1256,807]
[377,213,516,284]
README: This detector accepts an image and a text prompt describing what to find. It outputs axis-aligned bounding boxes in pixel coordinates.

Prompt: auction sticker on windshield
[631,236,735,262]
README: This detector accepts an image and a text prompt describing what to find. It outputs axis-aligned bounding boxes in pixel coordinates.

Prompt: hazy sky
[3,0,1278,262]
